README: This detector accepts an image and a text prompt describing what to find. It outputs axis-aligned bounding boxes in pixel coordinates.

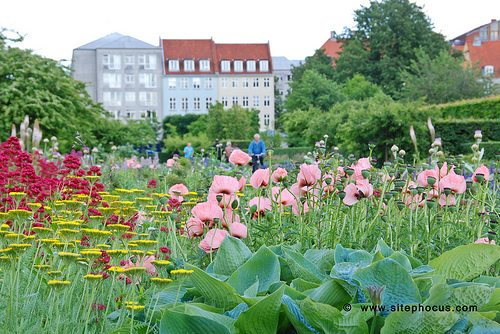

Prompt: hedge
[424,95,500,119]
[460,141,500,160]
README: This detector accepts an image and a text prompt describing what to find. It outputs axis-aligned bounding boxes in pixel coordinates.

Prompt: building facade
[272,56,302,98]
[452,19,500,83]
[72,33,163,121]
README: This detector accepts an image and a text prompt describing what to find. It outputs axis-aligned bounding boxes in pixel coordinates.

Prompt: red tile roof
[161,39,272,74]
[319,38,343,65]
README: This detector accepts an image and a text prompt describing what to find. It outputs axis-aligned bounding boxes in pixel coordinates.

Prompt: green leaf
[284,248,326,284]
[213,236,253,276]
[303,278,357,309]
[428,244,500,281]
[185,264,243,311]
[234,283,286,334]
[304,249,336,273]
[244,280,259,298]
[474,276,500,288]
[480,288,500,312]
[352,258,422,311]
[159,308,231,334]
[380,309,459,334]
[424,283,495,316]
[152,281,190,306]
[291,278,320,293]
[334,244,373,267]
[414,277,434,299]
[281,296,317,334]
[468,312,500,333]
[297,297,370,334]
[177,304,237,333]
[388,251,412,271]
[371,239,395,258]
[226,245,280,295]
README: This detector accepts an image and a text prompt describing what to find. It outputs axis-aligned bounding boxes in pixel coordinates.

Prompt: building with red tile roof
[451,19,500,81]
[319,32,344,65]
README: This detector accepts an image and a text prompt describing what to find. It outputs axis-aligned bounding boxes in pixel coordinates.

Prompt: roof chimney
[492,19,497,22]
[330,31,336,41]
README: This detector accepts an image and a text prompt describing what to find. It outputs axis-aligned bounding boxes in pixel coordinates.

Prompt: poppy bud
[338,191,346,200]
[250,205,257,214]
[410,188,418,196]
[159,197,169,205]
[417,187,425,194]
[384,192,393,200]
[231,200,238,210]
[427,176,436,186]
[216,195,223,203]
[170,213,178,220]
[335,183,344,191]
[381,215,389,222]
[426,200,436,209]
[361,170,371,179]
[344,167,354,176]
[443,188,452,196]
[453,167,461,175]
[447,205,457,213]
[396,201,405,210]
[437,161,444,169]
[324,178,332,185]
[475,173,485,183]
[407,165,416,173]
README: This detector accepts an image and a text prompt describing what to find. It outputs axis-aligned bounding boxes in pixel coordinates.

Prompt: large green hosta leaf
[234,284,286,334]
[335,244,373,268]
[303,279,357,310]
[296,297,370,334]
[284,248,326,284]
[226,245,280,295]
[480,288,500,312]
[213,236,253,276]
[185,264,243,311]
[468,312,500,333]
[352,258,421,312]
[424,283,495,316]
[428,244,500,281]
[380,309,459,334]
[159,308,232,334]
[304,249,336,274]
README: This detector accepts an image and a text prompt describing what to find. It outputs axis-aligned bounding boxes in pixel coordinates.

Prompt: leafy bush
[426,96,500,119]
[162,133,212,157]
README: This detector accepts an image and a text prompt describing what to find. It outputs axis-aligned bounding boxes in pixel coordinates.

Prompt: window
[125,55,134,67]
[103,55,121,69]
[483,65,495,76]
[491,21,499,41]
[146,110,157,119]
[242,96,249,107]
[247,60,256,72]
[232,78,239,88]
[234,60,243,72]
[221,78,228,88]
[139,73,157,88]
[103,92,121,106]
[264,96,270,106]
[193,97,201,110]
[232,96,239,106]
[200,59,210,71]
[139,55,157,69]
[205,97,213,109]
[264,114,270,126]
[126,111,134,119]
[480,27,488,41]
[263,78,270,87]
[180,78,188,89]
[103,73,121,88]
[168,78,177,89]
[253,96,259,107]
[168,59,180,71]
[259,60,269,72]
[139,92,157,106]
[193,78,201,89]
[242,78,249,88]
[205,77,213,89]
[125,74,134,84]
[184,59,195,71]
[473,35,482,46]
[253,78,259,87]
[181,98,188,111]
[169,97,177,110]
[221,60,230,72]
[221,96,228,107]
[125,92,135,102]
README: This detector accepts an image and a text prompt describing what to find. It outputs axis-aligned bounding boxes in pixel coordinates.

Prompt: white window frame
[169,97,177,110]
[199,59,210,71]
[264,114,270,126]
[264,77,270,87]
[168,59,180,72]
[125,92,136,102]
[193,97,201,110]
[221,78,228,88]
[104,91,121,106]
[193,77,201,89]
[221,96,228,107]
[125,74,134,84]
[180,78,188,89]
[232,78,239,88]
[181,97,188,111]
[242,78,249,88]
[168,78,177,89]
[234,60,243,72]
[232,96,238,106]
[259,60,269,72]
[253,78,259,87]
[483,65,495,76]
[103,73,122,88]
[253,96,259,107]
[139,55,157,70]
[263,96,270,106]
[103,55,121,70]
[247,60,256,72]
[184,59,195,72]
[139,73,157,88]
[205,97,213,109]
[205,77,213,89]
[139,92,157,106]
[242,96,249,107]
[221,60,230,72]
[125,55,134,66]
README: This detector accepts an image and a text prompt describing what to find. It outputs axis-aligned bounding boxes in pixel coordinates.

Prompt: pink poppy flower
[475,237,496,245]
[250,168,270,188]
[343,179,374,206]
[229,150,252,166]
[199,229,230,253]
[126,159,136,168]
[248,196,272,219]
[351,158,372,180]
[272,168,288,183]
[136,211,153,226]
[322,174,336,194]
[236,176,246,191]
[186,217,205,237]
[149,165,156,170]
[402,181,417,194]
[209,175,239,195]
[290,182,307,198]
[166,159,175,167]
[417,169,439,188]
[292,201,309,216]
[208,192,239,209]
[135,164,142,169]
[191,201,223,224]
[221,208,240,228]
[439,170,466,194]
[438,162,449,178]
[298,164,321,187]
[122,255,156,275]
[473,164,490,182]
[438,194,456,208]
[228,222,247,238]
[272,187,295,207]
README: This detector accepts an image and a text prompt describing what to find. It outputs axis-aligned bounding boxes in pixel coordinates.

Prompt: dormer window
[259,60,269,72]
[234,60,243,72]
[200,59,210,71]
[168,59,179,71]
[221,60,230,72]
[184,59,195,72]
[247,60,256,72]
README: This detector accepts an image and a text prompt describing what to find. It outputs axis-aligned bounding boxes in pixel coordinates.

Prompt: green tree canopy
[162,114,202,138]
[335,0,450,96]
[206,102,259,140]
[399,49,492,104]
[291,49,335,82]
[342,74,382,101]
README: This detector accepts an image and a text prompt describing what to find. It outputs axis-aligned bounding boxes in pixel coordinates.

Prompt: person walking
[248,134,266,173]
[183,142,194,158]
[224,141,233,163]
[212,138,223,161]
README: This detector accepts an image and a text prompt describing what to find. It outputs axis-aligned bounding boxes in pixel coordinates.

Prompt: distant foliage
[428,96,500,120]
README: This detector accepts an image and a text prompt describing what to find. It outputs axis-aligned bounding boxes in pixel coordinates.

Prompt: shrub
[425,95,500,119]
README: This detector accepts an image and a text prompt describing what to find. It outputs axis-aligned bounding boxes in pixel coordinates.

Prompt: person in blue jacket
[248,133,266,173]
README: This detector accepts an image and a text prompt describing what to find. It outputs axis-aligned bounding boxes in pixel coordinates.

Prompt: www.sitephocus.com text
[348,303,477,313]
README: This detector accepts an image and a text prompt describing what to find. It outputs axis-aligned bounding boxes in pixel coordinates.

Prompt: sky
[1,0,499,63]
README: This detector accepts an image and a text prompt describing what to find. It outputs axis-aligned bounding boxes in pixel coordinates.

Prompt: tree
[162,114,201,138]
[399,49,492,104]
[335,0,450,96]
[291,49,335,83]
[274,76,285,131]
[0,28,106,151]
[342,74,382,101]
[285,70,346,112]
[206,103,259,140]
[334,39,370,83]
[281,107,319,147]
